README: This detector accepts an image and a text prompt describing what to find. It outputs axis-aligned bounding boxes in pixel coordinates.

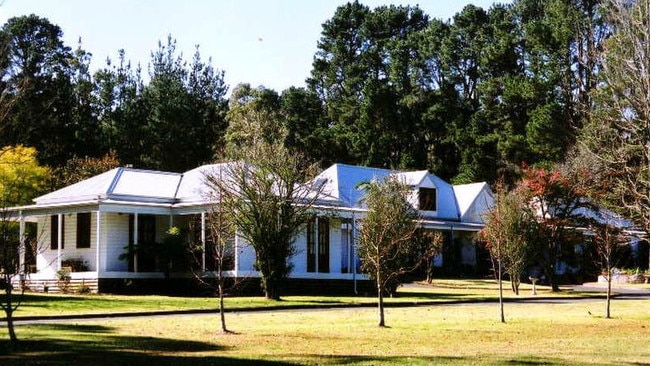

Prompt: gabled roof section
[35,168,121,205]
[314,164,463,221]
[453,182,493,223]
[175,163,232,204]
[392,170,428,186]
[314,164,392,207]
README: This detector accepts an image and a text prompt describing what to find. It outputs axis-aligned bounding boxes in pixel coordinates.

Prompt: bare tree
[481,182,535,322]
[580,0,650,242]
[587,221,628,319]
[357,176,420,327]
[418,230,444,284]
[191,175,237,333]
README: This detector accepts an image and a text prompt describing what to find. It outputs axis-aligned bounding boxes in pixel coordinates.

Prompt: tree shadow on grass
[14,293,86,303]
[0,323,299,366]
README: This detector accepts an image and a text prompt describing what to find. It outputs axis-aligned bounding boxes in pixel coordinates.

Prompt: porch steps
[21,278,99,294]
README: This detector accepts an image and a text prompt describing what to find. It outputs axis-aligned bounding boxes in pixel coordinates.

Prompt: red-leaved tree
[518,165,592,291]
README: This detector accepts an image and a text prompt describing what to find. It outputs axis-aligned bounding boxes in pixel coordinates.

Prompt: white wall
[292,229,308,274]
[103,213,129,272]
[236,235,256,272]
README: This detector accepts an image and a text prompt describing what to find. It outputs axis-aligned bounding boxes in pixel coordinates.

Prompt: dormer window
[419,188,437,211]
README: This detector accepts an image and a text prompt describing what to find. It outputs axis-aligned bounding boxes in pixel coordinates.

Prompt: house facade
[5,163,493,295]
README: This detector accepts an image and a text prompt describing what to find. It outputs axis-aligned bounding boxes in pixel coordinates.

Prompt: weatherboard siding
[104,212,129,272]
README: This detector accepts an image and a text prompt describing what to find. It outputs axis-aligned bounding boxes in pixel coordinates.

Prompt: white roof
[392,171,428,186]
[35,167,183,205]
[28,163,492,225]
[175,163,231,203]
[454,182,489,216]
[313,163,489,222]
[453,182,493,223]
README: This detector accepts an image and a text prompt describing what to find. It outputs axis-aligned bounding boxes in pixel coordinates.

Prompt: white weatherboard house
[5,163,493,294]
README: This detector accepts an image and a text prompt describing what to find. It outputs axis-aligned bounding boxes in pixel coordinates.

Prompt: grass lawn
[1,295,649,365]
[8,279,611,318]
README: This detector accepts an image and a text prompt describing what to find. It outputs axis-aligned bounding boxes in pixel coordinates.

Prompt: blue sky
[0,0,511,93]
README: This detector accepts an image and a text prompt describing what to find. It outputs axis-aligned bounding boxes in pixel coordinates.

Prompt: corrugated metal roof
[313,163,467,221]
[35,168,120,205]
[34,167,183,205]
[453,182,492,223]
[27,163,490,225]
[453,182,487,216]
[175,163,229,203]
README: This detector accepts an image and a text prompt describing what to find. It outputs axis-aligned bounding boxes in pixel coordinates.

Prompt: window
[307,217,329,273]
[419,188,437,211]
[340,220,352,273]
[318,218,329,273]
[76,213,91,248]
[307,219,316,272]
[50,215,65,250]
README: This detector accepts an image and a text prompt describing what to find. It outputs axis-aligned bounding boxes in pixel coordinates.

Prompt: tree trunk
[498,260,505,323]
[605,266,612,319]
[377,281,385,327]
[546,263,560,292]
[218,272,229,333]
[511,278,520,295]
[4,283,18,346]
[264,276,281,301]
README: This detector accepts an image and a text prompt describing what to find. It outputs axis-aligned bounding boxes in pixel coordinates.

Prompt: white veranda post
[201,212,206,272]
[19,212,25,276]
[57,213,62,271]
[95,211,101,274]
[133,213,138,273]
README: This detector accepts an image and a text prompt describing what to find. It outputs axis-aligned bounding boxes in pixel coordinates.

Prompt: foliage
[0,145,48,345]
[586,221,628,318]
[93,37,228,172]
[51,150,120,189]
[204,139,325,300]
[480,180,535,323]
[415,230,445,284]
[0,2,616,186]
[140,37,228,171]
[55,268,71,293]
[357,176,420,326]
[224,83,283,150]
[158,226,187,280]
[517,165,591,291]
[579,0,650,239]
[481,182,535,296]
[0,145,51,206]
[0,15,79,167]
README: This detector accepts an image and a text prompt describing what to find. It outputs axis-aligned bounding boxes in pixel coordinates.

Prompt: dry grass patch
[12,279,591,318]
[3,297,649,365]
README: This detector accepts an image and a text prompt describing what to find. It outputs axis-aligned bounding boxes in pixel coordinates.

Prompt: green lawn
[8,279,606,318]
[1,294,649,365]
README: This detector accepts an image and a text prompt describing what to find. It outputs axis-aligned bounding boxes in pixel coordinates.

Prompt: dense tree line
[0,1,610,185]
